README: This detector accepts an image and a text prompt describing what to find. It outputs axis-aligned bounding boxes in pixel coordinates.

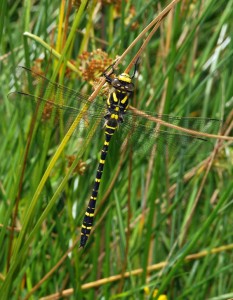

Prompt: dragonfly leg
[102,60,118,83]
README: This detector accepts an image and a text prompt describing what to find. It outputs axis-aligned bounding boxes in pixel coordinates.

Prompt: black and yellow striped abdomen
[80,71,134,248]
[80,120,118,247]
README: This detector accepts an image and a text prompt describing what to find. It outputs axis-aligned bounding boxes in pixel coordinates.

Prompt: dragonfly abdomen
[80,72,135,247]
[8,66,222,249]
[80,119,118,247]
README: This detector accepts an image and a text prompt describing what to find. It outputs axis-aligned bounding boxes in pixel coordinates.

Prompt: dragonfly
[8,64,222,247]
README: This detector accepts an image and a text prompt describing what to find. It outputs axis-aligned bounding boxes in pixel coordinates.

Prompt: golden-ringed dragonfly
[9,63,222,248]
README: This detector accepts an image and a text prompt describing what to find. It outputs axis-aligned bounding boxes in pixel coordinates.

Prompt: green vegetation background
[0,0,233,299]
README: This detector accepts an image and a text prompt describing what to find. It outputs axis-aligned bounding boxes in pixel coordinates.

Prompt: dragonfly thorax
[104,71,134,125]
[105,84,132,127]
[9,66,221,249]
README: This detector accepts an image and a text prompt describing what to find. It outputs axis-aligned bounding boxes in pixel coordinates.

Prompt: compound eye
[112,78,122,88]
[125,83,134,92]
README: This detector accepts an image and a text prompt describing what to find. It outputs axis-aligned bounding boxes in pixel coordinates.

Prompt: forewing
[8,66,106,137]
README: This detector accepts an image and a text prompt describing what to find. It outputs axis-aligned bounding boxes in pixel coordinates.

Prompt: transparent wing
[8,66,106,135]
[8,66,222,156]
[117,110,222,156]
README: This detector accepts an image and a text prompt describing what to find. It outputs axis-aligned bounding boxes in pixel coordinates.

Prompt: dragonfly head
[111,73,134,92]
[117,73,132,83]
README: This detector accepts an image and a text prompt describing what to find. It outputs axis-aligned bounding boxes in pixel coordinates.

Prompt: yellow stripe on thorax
[113,92,118,102]
[121,95,128,104]
[107,95,110,106]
